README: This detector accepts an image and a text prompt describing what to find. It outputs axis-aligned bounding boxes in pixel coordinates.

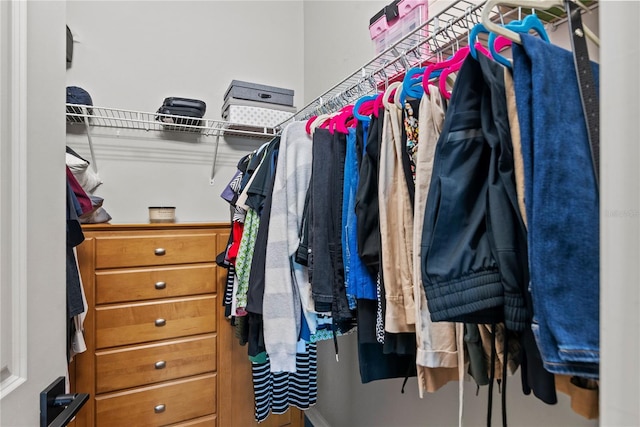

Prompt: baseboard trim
[305,407,332,427]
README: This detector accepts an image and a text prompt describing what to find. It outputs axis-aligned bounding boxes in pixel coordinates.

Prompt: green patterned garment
[234,208,260,312]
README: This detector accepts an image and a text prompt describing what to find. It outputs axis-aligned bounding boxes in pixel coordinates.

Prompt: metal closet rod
[275,0,598,129]
[275,0,487,128]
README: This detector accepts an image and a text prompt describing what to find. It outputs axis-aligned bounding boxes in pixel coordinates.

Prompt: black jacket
[420,53,529,332]
[355,108,385,273]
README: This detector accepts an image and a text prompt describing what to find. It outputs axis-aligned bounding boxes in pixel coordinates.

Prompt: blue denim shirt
[342,126,377,303]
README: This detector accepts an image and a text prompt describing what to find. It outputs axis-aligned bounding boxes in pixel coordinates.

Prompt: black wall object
[66,26,73,65]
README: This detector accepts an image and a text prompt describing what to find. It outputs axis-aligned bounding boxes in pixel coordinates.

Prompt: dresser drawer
[166,414,217,427]
[95,264,217,304]
[95,233,217,269]
[96,296,217,349]
[96,334,217,394]
[95,373,216,427]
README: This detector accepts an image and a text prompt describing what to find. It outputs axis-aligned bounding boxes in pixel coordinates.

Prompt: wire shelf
[66,105,278,139]
[66,104,278,183]
[277,0,598,127]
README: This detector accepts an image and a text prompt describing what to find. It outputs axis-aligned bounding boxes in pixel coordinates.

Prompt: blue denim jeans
[513,34,599,379]
[310,129,352,320]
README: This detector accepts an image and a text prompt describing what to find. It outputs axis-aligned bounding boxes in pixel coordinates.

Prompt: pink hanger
[423,47,470,95]
[305,115,318,135]
[360,100,375,117]
[333,105,355,134]
[492,35,512,54]
[388,88,398,102]
[305,114,333,135]
[438,42,491,100]
[372,83,398,117]
[328,114,339,134]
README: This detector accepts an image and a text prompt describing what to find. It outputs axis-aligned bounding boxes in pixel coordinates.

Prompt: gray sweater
[263,121,315,372]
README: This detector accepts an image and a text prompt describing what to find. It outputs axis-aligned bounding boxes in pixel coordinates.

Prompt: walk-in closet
[0,1,638,427]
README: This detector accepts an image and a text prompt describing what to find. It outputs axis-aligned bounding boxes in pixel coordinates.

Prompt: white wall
[66,1,304,223]
[600,2,640,426]
[303,0,387,104]
[303,2,600,427]
[0,0,12,385]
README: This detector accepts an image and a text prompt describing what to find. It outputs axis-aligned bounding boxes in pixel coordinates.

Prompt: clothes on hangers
[216,6,601,421]
[417,49,540,425]
[353,104,419,384]
[220,133,321,422]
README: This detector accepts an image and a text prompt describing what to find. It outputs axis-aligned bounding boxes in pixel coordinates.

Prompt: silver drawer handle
[154,360,166,370]
[154,248,166,256]
[154,318,166,327]
[155,281,166,290]
[154,404,166,414]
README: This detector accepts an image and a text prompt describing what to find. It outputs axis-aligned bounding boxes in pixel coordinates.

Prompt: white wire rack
[66,105,277,184]
[66,105,278,138]
[66,0,597,182]
[276,0,598,128]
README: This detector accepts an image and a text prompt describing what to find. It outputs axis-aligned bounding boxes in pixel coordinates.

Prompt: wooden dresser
[71,223,303,427]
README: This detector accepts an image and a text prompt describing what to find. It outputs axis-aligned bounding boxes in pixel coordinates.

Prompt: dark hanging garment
[238,148,264,196]
[309,128,334,313]
[66,181,85,318]
[355,120,366,169]
[245,140,280,316]
[246,137,280,214]
[355,107,385,273]
[328,131,352,322]
[356,298,417,384]
[66,179,86,362]
[420,53,529,331]
[519,326,557,404]
[309,129,352,322]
